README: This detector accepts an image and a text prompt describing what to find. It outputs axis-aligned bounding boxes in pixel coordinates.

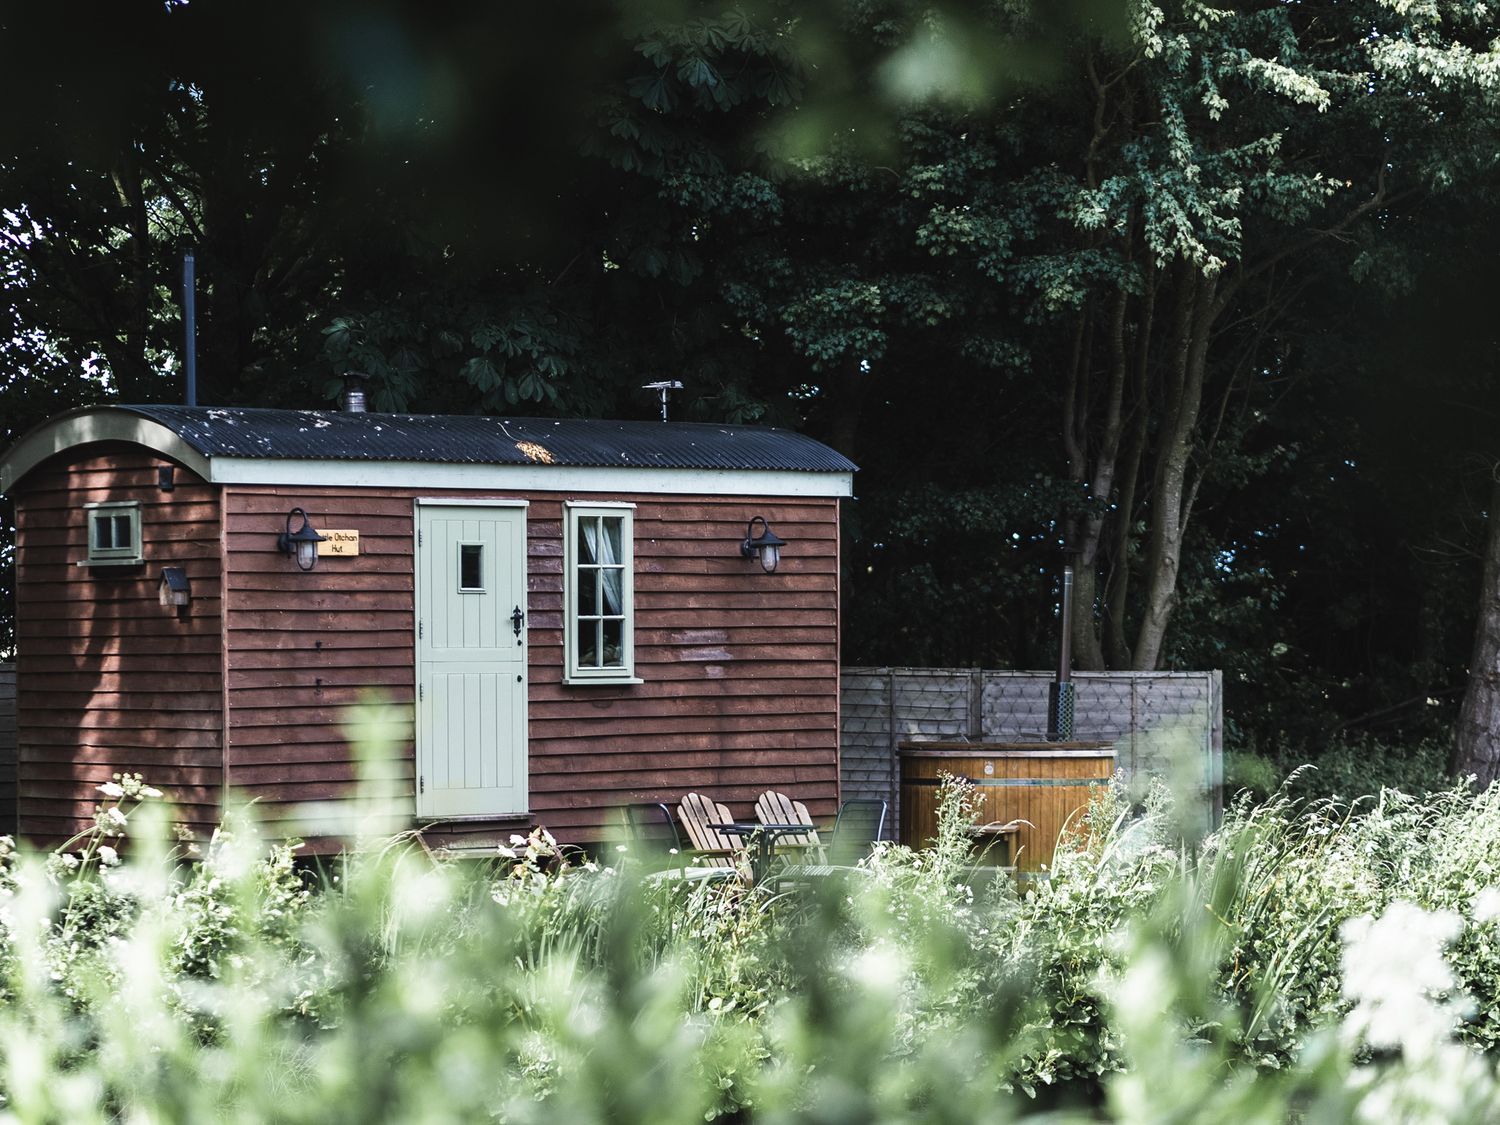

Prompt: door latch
[511,605,525,638]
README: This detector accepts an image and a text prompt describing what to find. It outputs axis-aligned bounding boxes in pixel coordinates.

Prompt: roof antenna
[182,249,197,406]
[641,380,683,422]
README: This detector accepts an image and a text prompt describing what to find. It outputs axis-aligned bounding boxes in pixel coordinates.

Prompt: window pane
[580,620,600,668]
[602,516,622,563]
[93,515,113,551]
[459,544,483,590]
[602,568,623,615]
[577,569,598,616]
[601,619,624,667]
[579,518,598,565]
[112,515,132,548]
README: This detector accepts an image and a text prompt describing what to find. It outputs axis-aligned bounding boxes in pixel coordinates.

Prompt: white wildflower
[96,781,125,799]
[97,846,120,867]
[1473,886,1500,923]
[846,942,907,998]
[1341,900,1467,1056]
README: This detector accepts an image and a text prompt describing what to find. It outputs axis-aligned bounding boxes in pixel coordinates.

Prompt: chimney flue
[340,371,371,413]
[1047,558,1077,742]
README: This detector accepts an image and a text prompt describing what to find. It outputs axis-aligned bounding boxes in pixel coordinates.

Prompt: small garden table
[717,822,812,884]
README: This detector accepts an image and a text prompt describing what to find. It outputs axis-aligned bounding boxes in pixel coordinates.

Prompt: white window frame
[563,501,640,685]
[82,501,143,567]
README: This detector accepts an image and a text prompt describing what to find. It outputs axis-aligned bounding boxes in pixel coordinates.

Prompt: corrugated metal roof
[121,406,858,474]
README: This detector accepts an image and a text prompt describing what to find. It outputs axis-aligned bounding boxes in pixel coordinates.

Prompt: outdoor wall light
[279,507,326,571]
[740,516,786,574]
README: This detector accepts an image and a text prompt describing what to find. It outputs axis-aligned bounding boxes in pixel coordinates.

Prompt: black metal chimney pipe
[1047,560,1076,741]
[182,250,197,406]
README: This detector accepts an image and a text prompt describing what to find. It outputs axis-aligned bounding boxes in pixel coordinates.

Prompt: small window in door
[458,543,484,592]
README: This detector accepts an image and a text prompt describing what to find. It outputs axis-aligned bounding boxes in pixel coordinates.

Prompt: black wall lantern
[279,507,326,571]
[740,516,786,574]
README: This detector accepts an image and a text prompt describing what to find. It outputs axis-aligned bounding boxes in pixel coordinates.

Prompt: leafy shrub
[1271,735,1453,802]
[1223,750,1282,802]
[10,765,1500,1121]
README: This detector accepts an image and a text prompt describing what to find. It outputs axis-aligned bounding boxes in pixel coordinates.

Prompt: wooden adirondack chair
[676,793,745,868]
[755,790,825,862]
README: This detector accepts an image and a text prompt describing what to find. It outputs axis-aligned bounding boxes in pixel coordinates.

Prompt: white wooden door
[415,502,528,818]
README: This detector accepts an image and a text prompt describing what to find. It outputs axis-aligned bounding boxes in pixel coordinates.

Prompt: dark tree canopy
[5,0,1500,764]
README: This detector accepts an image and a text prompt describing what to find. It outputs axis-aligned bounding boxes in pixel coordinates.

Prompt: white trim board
[209,458,854,498]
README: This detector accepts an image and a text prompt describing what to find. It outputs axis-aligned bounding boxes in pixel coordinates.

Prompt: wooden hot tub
[898,741,1116,871]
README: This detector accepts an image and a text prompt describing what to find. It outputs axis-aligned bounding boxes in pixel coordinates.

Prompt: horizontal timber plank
[226,589,415,613]
[230,705,413,730]
[530,746,837,774]
[228,631,413,654]
[19,726,222,753]
[532,773,836,810]
[22,740,222,764]
[226,610,412,632]
[17,671,221,695]
[227,665,418,690]
[17,635,222,658]
[228,759,414,786]
[226,780,415,803]
[228,684,414,710]
[532,717,835,744]
[634,591,837,611]
[20,786,220,816]
[530,677,837,702]
[21,689,222,711]
[528,694,834,721]
[636,574,836,593]
[23,710,223,733]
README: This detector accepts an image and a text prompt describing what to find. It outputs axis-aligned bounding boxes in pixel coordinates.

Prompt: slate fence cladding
[841,668,1225,838]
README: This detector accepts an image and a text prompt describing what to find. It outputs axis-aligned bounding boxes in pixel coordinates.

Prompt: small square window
[83,502,142,566]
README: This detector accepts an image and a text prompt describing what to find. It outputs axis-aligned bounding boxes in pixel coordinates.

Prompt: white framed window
[83,501,143,566]
[564,502,638,684]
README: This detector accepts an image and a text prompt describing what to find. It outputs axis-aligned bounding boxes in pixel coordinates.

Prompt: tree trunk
[1132,266,1215,670]
[1454,470,1500,782]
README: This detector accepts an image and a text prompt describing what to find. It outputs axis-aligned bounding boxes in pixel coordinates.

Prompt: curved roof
[2,405,857,497]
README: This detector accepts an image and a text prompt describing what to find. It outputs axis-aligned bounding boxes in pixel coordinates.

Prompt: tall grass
[6,766,1500,1121]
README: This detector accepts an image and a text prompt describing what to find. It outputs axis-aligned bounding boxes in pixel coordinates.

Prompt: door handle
[511,605,525,637]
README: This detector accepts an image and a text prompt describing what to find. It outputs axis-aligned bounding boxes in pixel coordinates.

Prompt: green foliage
[1223,751,1283,803]
[12,768,1500,1119]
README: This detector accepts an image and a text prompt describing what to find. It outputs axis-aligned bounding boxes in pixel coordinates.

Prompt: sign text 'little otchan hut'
[317,530,360,557]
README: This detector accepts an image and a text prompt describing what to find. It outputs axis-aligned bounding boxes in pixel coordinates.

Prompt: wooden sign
[317,529,360,557]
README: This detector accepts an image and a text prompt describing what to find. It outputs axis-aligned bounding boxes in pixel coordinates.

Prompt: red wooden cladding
[12,447,226,845]
[221,486,841,841]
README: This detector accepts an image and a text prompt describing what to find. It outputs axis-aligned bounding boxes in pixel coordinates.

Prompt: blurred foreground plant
[6,749,1500,1120]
